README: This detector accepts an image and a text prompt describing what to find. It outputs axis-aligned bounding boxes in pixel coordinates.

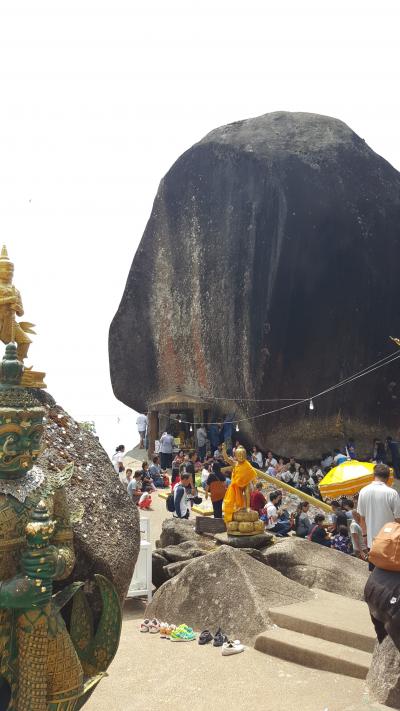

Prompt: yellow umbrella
[319,460,393,499]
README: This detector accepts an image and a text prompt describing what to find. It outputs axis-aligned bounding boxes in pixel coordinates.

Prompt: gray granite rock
[152,552,168,589]
[262,537,368,600]
[157,541,207,562]
[367,636,400,708]
[146,545,313,643]
[164,559,193,578]
[159,518,214,550]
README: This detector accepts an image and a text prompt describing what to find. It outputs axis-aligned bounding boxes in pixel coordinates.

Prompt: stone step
[255,627,372,679]
[268,588,375,652]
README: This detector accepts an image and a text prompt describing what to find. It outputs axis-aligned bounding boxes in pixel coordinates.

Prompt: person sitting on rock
[140,461,156,492]
[138,491,152,510]
[309,514,331,547]
[251,446,263,469]
[127,470,143,504]
[331,524,352,554]
[333,448,347,466]
[329,502,349,535]
[250,482,267,516]
[148,455,165,488]
[297,466,314,496]
[294,501,312,538]
[265,491,291,537]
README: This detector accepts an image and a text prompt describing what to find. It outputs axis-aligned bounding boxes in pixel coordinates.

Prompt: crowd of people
[112,425,400,564]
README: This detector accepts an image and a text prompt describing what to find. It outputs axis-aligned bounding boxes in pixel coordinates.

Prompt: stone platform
[213,531,274,549]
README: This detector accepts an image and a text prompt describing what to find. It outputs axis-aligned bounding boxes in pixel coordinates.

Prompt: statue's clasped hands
[21,545,59,580]
[0,545,59,610]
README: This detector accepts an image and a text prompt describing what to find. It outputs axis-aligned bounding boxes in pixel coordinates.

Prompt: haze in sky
[0,0,398,455]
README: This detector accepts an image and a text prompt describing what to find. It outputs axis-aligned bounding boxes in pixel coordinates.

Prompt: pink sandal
[140,618,160,633]
[149,618,160,634]
[140,618,152,632]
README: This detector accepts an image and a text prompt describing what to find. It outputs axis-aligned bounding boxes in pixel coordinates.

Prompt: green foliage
[78,420,96,434]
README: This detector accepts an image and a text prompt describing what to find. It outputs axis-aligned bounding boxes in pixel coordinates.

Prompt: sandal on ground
[170,626,196,642]
[198,630,213,645]
[140,619,152,632]
[213,628,225,647]
[222,640,244,656]
[148,619,160,634]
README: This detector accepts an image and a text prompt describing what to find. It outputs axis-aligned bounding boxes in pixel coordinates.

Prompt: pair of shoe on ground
[140,619,195,641]
[164,623,196,641]
[199,628,244,655]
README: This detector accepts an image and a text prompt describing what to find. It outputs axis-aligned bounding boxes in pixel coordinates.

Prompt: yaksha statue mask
[0,342,44,479]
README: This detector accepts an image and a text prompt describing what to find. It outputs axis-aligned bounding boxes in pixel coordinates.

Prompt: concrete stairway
[255,588,376,679]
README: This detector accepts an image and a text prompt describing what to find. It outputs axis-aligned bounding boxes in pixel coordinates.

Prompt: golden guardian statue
[0,246,46,389]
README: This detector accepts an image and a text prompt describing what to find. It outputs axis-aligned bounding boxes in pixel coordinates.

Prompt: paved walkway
[85,472,389,711]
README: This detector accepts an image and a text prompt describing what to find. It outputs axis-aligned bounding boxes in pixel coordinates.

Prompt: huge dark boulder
[110,111,400,458]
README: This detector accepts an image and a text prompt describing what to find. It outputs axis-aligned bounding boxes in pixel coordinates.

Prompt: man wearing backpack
[173,473,191,519]
[357,464,400,562]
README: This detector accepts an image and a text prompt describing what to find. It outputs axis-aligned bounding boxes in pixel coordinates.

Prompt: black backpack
[166,492,175,513]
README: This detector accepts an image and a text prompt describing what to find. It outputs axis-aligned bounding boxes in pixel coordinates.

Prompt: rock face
[367,637,400,708]
[262,537,369,600]
[158,517,206,548]
[152,540,209,588]
[109,111,400,458]
[37,395,140,603]
[146,545,313,642]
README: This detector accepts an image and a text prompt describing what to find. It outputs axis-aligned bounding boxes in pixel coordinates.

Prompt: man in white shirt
[357,464,400,551]
[265,491,290,536]
[136,413,148,449]
[265,451,278,469]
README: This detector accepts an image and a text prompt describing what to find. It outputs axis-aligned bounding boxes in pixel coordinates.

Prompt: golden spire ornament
[0,245,46,388]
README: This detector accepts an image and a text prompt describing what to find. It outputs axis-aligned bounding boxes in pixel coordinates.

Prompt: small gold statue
[221,443,264,534]
[0,246,46,388]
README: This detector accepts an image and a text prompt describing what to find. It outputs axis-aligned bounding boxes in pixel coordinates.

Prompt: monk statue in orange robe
[221,443,257,524]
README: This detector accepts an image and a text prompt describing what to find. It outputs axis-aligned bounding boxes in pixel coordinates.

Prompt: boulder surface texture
[262,537,369,600]
[146,545,313,642]
[367,636,400,708]
[37,395,140,603]
[109,111,400,458]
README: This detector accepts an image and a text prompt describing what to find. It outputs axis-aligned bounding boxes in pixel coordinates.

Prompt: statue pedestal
[214,531,274,549]
[21,369,46,389]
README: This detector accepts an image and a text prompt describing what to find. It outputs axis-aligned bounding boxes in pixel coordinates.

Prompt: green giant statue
[0,342,122,711]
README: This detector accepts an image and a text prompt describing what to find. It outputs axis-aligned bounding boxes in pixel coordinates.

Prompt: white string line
[313,351,400,399]
[170,350,400,426]
[184,349,400,403]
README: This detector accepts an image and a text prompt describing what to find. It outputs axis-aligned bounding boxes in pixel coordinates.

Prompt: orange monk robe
[223,459,257,523]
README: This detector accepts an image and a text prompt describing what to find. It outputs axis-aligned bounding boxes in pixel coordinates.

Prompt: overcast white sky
[0,0,398,455]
